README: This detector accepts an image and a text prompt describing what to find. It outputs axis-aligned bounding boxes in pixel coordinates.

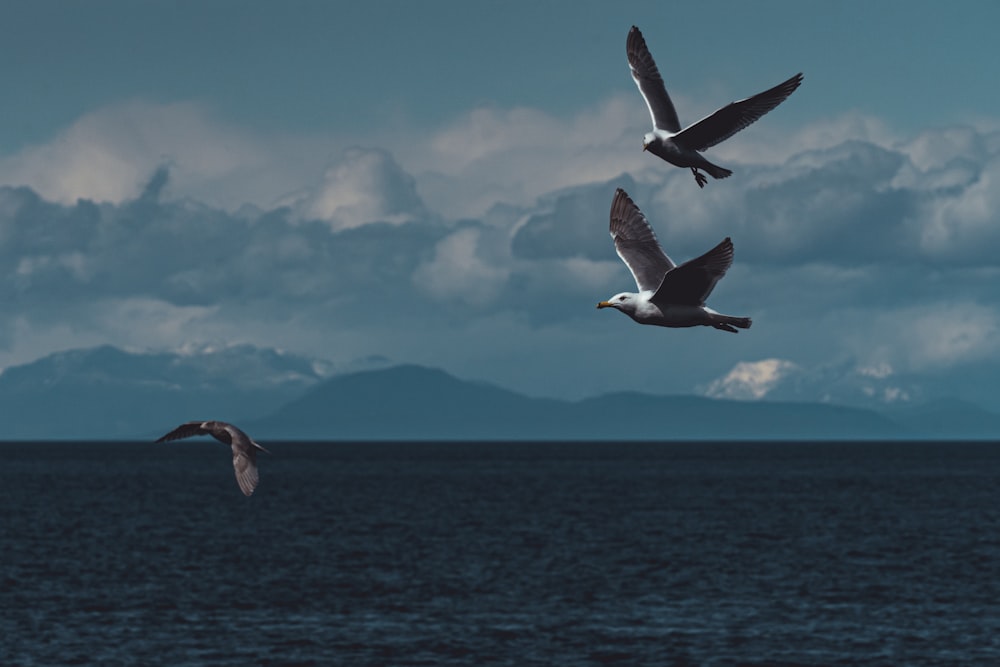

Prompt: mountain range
[0,345,997,441]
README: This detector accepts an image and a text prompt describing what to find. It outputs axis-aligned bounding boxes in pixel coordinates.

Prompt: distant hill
[0,344,330,439]
[248,364,567,440]
[566,391,907,441]
[882,397,1000,439]
[248,364,909,441]
[3,349,996,441]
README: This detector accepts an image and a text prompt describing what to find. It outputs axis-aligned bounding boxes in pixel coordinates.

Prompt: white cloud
[918,155,1000,258]
[697,111,898,170]
[556,257,622,295]
[900,125,988,171]
[413,227,509,306]
[827,301,1000,380]
[0,100,339,210]
[96,298,220,345]
[402,95,652,220]
[286,147,427,230]
[429,106,559,169]
[902,303,1000,369]
[0,101,271,205]
[15,251,91,283]
[3,96,1000,408]
[704,358,801,400]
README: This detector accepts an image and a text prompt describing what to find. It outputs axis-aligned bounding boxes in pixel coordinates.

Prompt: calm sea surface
[2,440,999,666]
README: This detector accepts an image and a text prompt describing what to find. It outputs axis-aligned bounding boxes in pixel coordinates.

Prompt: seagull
[155,420,270,496]
[597,188,751,333]
[627,25,803,188]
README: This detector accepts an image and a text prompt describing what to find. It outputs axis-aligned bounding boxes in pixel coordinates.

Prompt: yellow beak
[642,144,649,152]
[596,301,613,309]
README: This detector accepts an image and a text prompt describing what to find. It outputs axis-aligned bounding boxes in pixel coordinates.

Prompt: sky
[2,0,1000,410]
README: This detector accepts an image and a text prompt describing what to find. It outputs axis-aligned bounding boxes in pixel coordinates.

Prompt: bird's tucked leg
[711,322,739,333]
[691,168,707,188]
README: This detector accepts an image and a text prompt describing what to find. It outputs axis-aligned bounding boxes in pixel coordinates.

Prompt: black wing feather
[155,421,209,443]
[627,26,681,133]
[652,237,735,306]
[678,73,803,151]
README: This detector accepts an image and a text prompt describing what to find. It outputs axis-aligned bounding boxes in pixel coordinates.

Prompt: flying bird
[597,188,751,333]
[627,25,803,188]
[155,420,270,496]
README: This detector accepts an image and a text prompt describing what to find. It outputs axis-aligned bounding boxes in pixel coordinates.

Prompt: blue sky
[2,1,1000,409]
[2,0,996,150]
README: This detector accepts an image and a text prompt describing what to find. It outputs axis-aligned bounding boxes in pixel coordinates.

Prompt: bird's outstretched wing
[652,237,734,306]
[155,421,209,443]
[609,188,675,292]
[627,26,681,133]
[676,73,803,151]
[232,448,260,496]
[154,420,264,496]
[222,425,266,496]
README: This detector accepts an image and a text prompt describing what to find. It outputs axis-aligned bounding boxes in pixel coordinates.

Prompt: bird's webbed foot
[691,168,707,188]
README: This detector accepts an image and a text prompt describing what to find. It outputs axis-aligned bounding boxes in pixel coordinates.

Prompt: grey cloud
[736,132,1000,268]
[506,141,913,269]
[0,169,450,331]
[737,142,917,263]
[511,174,638,262]
[507,131,1000,273]
[4,125,1000,407]
[138,165,171,204]
[288,147,428,230]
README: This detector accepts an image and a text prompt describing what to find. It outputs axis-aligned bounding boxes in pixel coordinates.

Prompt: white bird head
[642,132,657,151]
[597,292,639,316]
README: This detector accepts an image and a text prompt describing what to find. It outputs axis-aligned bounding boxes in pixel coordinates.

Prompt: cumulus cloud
[917,154,1000,259]
[2,97,1000,410]
[285,147,428,231]
[892,303,1000,370]
[402,96,653,220]
[413,226,510,306]
[511,176,638,262]
[0,101,267,205]
[506,134,946,270]
[715,112,900,168]
[0,165,441,367]
[0,100,338,210]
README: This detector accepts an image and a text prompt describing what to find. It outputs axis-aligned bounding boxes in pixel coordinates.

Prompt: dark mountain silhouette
[248,364,568,440]
[0,344,328,439]
[248,364,908,441]
[3,349,996,441]
[567,391,906,441]
[883,397,1000,439]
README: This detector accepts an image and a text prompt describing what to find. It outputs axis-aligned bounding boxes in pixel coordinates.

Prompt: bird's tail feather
[712,316,751,333]
[704,163,733,180]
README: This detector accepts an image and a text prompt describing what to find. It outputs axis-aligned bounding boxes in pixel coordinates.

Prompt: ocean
[2,440,999,666]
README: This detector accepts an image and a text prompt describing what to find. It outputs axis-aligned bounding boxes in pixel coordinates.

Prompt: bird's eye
[619,295,627,301]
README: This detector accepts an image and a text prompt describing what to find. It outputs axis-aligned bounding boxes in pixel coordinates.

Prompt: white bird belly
[635,302,710,328]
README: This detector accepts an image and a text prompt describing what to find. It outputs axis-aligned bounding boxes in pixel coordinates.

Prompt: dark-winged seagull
[597,188,751,333]
[155,420,270,496]
[627,25,803,188]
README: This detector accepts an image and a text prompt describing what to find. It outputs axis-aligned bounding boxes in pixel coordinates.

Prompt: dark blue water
[2,440,999,666]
